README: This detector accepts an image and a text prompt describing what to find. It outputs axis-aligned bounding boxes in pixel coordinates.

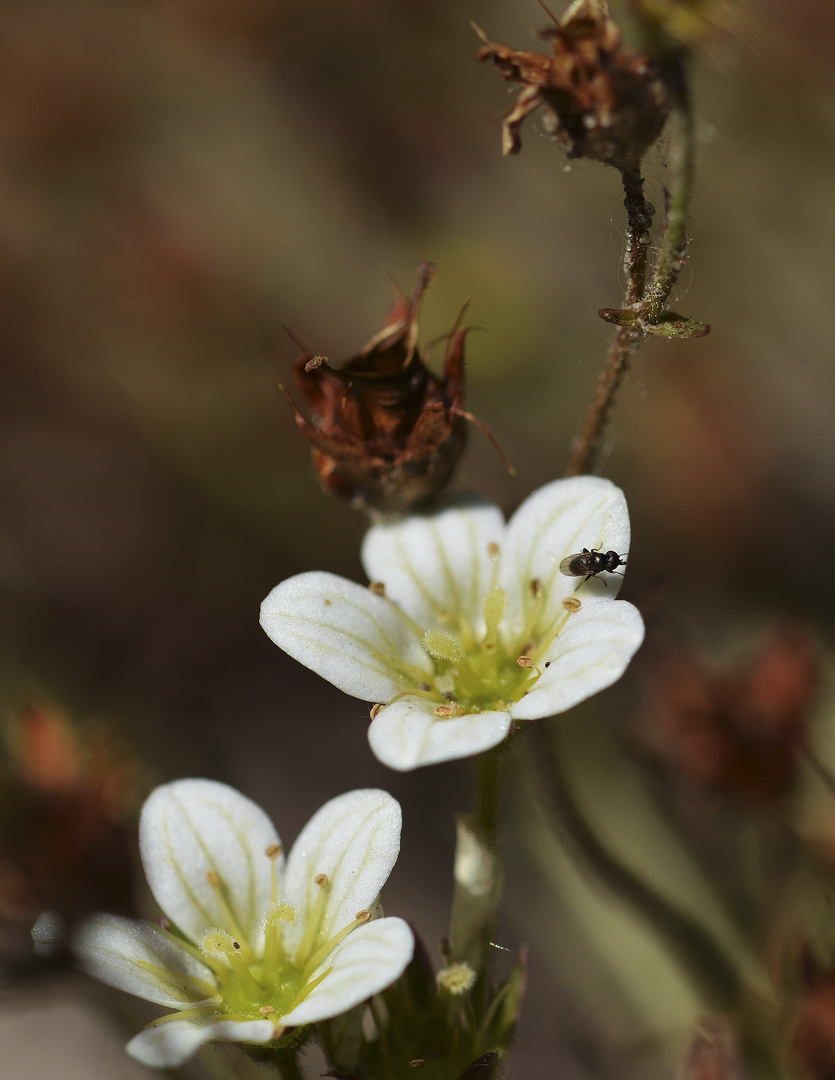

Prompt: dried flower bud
[286,261,467,516]
[476,0,669,170]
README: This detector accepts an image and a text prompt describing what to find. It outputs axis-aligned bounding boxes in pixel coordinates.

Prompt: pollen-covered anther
[562,596,582,613]
[265,842,283,860]
[436,960,476,995]
[265,901,296,927]
[369,581,386,596]
[315,873,329,888]
[434,704,459,719]
[259,1005,276,1016]
[370,703,384,719]
[424,629,464,664]
[355,909,371,924]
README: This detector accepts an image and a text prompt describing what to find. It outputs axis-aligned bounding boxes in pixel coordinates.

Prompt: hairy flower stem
[565,324,642,477]
[638,67,695,322]
[566,63,694,477]
[527,725,742,1009]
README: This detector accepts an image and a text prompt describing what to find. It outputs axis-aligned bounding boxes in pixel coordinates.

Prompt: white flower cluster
[61,474,644,1069]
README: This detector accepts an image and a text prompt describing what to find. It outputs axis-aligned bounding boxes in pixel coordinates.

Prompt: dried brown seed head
[476,0,670,170]
[285,262,468,517]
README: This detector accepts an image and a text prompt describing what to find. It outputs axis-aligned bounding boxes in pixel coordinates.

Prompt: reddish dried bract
[286,261,467,516]
[633,625,819,806]
[476,0,669,169]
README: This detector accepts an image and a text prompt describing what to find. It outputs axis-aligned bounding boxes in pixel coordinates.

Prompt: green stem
[477,748,501,847]
[526,725,742,1009]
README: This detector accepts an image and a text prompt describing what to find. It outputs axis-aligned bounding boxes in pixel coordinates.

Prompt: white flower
[71,779,413,1068]
[261,475,644,771]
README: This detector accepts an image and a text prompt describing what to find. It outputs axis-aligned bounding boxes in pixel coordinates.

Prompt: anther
[410,1060,426,1068]
[265,843,283,860]
[206,870,221,887]
[517,656,542,677]
[434,704,458,718]
[370,703,384,719]
[530,578,542,598]
[355,909,371,923]
[369,581,386,596]
[562,597,582,613]
[315,873,328,888]
[487,542,500,558]
[260,1006,276,1016]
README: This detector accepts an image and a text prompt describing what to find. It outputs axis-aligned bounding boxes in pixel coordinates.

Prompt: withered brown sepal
[476,0,669,170]
[286,261,467,517]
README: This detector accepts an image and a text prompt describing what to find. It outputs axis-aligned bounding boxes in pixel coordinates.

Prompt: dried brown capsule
[476,0,669,170]
[285,262,468,516]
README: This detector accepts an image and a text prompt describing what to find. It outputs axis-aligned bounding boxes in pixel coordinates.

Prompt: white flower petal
[282,790,402,952]
[260,571,432,701]
[126,1018,276,1067]
[140,779,280,946]
[280,917,414,1026]
[71,913,215,1008]
[368,696,512,771]
[361,496,505,630]
[511,596,645,720]
[500,476,631,639]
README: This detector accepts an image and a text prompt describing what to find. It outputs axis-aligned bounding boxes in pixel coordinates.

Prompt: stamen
[266,843,283,908]
[424,630,464,664]
[200,930,264,1000]
[205,870,251,960]
[294,873,331,968]
[133,959,218,1002]
[300,909,371,981]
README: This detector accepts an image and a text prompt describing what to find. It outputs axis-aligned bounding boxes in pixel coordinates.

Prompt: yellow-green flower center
[419,586,543,716]
[149,853,370,1032]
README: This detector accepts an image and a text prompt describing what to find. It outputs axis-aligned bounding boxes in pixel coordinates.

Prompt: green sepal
[643,311,711,338]
[599,307,710,337]
[476,951,528,1058]
[598,307,641,327]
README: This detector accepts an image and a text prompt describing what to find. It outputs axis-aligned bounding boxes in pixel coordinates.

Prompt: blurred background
[2,0,835,1076]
